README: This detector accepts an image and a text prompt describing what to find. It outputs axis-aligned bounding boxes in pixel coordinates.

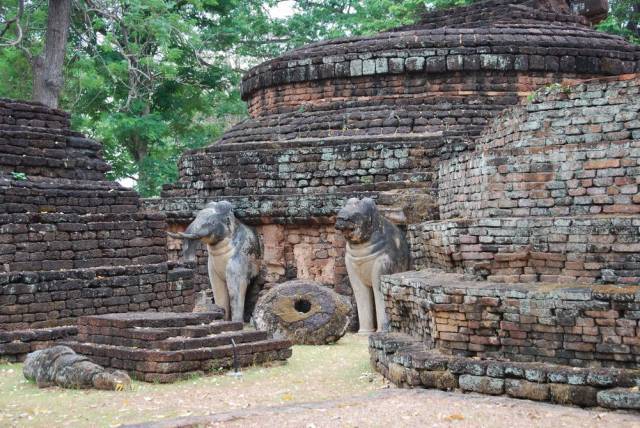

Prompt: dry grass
[0,334,384,427]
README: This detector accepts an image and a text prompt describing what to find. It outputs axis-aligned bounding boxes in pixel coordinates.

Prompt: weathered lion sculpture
[335,197,409,333]
[169,201,261,322]
[23,346,131,390]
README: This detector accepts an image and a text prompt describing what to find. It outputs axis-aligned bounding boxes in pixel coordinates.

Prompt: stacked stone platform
[381,270,640,368]
[370,269,640,408]
[62,311,292,382]
[370,332,640,409]
[0,99,195,361]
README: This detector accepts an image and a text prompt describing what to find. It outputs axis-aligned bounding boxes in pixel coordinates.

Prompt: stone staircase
[62,311,292,382]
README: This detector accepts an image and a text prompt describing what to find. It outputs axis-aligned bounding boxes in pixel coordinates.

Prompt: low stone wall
[165,136,439,198]
[0,177,140,215]
[370,332,640,409]
[408,216,640,284]
[0,262,194,331]
[0,326,78,362]
[382,270,640,368]
[0,212,169,273]
[0,98,70,129]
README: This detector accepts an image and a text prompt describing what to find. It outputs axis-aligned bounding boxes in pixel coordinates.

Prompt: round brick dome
[190,0,640,156]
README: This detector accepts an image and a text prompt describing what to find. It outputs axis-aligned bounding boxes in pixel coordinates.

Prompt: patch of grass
[0,334,384,427]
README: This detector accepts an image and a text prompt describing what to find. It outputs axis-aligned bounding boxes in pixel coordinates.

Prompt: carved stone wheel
[252,280,352,345]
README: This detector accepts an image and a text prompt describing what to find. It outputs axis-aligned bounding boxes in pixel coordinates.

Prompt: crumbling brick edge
[370,332,640,410]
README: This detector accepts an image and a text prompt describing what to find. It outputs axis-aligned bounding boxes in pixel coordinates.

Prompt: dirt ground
[2,334,640,428]
[125,388,640,428]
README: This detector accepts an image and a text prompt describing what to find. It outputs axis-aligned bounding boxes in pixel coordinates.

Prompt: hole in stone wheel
[294,299,312,314]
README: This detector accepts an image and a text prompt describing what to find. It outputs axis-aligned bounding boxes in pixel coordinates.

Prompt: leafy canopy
[0,0,637,196]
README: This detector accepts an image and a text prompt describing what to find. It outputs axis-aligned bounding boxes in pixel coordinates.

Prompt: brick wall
[0,262,194,331]
[241,25,639,113]
[409,216,640,284]
[438,75,640,220]
[409,75,640,285]
[382,270,640,368]
[0,212,168,273]
[165,136,439,198]
[0,177,140,215]
[244,73,580,119]
[0,99,196,340]
[0,98,70,129]
[403,0,586,30]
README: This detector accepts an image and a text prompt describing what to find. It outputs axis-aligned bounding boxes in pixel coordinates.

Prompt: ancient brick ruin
[363,0,640,410]
[371,73,640,409]
[61,311,292,382]
[411,75,640,283]
[0,99,293,380]
[150,0,640,322]
[148,0,640,408]
[0,99,197,361]
[2,0,640,404]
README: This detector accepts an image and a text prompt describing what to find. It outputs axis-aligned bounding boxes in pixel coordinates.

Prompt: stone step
[370,331,640,408]
[134,347,293,383]
[62,337,292,369]
[77,320,242,341]
[179,321,244,338]
[62,312,292,382]
[77,311,224,329]
[158,330,268,351]
[76,327,265,350]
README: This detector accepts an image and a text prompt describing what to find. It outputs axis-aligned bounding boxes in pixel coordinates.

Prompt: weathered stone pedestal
[370,332,640,409]
[62,311,292,383]
[370,269,640,409]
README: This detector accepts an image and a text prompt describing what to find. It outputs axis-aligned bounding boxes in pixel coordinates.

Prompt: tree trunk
[32,0,71,108]
[627,2,640,38]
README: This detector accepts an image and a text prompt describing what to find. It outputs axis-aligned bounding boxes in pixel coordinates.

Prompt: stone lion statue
[169,201,261,322]
[335,197,409,333]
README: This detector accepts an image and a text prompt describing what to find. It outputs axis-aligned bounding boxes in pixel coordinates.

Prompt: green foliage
[597,0,640,44]
[1,0,637,196]
[271,0,473,48]
[10,171,27,181]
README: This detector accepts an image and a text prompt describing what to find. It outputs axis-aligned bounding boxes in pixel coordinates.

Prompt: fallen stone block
[549,384,598,407]
[419,370,458,391]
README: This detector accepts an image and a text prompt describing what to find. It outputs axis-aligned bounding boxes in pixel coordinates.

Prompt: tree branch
[0,0,25,47]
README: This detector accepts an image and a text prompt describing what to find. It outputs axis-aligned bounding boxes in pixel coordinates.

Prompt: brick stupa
[150,0,640,318]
